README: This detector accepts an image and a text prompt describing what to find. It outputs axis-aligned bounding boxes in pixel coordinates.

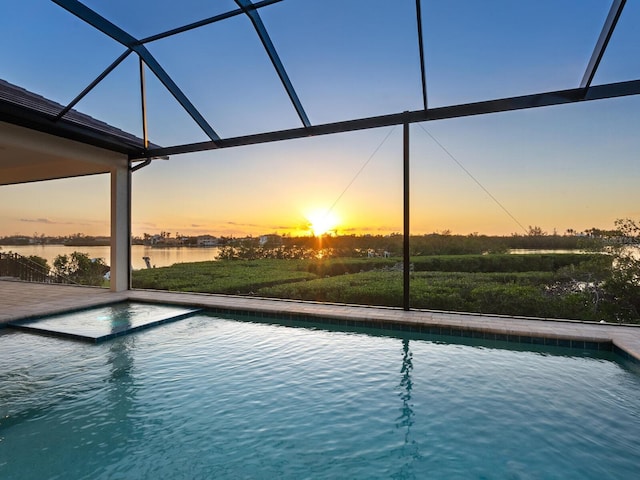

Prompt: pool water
[8,302,200,342]
[1,313,639,479]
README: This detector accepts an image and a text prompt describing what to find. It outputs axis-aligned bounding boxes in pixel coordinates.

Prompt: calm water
[1,314,639,479]
[5,246,619,271]
[14,303,199,341]
[0,244,220,270]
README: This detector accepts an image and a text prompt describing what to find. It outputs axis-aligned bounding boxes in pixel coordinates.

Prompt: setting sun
[305,209,340,236]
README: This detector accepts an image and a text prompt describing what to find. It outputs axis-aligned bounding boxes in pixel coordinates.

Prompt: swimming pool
[1,312,639,479]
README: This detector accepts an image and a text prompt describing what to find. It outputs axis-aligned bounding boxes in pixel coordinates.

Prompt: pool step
[8,302,202,343]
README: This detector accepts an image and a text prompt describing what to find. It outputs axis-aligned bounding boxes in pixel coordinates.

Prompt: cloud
[338,225,400,234]
[20,218,53,224]
[19,218,79,225]
[226,221,261,228]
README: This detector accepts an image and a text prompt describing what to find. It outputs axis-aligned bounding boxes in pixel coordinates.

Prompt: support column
[110,165,131,292]
[403,121,410,311]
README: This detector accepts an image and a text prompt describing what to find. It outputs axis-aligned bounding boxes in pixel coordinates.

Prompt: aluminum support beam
[415,0,428,110]
[56,49,132,121]
[139,58,149,150]
[52,0,220,143]
[581,0,626,90]
[137,78,640,159]
[135,49,220,142]
[235,0,311,127]
[140,0,284,44]
[403,121,410,311]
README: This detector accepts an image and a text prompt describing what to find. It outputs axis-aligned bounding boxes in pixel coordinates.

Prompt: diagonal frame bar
[56,49,133,121]
[51,0,220,142]
[135,47,220,142]
[52,0,138,46]
[415,0,428,110]
[235,0,311,127]
[140,0,284,44]
[581,0,626,90]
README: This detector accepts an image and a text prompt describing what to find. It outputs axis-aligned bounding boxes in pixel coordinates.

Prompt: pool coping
[2,281,639,364]
[125,290,640,364]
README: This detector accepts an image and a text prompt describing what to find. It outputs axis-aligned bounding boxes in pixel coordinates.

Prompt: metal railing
[0,252,77,284]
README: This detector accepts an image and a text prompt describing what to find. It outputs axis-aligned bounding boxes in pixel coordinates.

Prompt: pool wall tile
[613,345,640,365]
[584,341,600,351]
[41,292,626,364]
[199,306,627,357]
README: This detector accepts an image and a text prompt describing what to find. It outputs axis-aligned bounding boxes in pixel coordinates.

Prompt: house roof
[0,79,152,155]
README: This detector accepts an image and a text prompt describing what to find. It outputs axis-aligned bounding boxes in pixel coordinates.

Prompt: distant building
[197,235,218,247]
[259,234,282,247]
[150,235,180,246]
[163,238,180,246]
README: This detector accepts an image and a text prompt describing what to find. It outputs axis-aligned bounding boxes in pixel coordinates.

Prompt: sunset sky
[1,1,639,238]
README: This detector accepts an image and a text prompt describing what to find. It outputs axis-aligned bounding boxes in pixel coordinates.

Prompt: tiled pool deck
[2,280,640,363]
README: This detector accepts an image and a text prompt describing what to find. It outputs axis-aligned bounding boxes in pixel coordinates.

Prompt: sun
[306,209,340,236]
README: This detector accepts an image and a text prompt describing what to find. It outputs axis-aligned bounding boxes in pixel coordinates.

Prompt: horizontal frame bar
[134,79,640,159]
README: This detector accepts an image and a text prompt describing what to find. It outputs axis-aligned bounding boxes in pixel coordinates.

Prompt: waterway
[0,244,221,270]
[2,245,605,271]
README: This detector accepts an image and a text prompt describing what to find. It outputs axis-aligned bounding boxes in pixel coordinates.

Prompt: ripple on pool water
[1,314,639,479]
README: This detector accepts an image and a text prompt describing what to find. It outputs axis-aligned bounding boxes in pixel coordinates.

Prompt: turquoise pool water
[8,302,200,342]
[1,313,639,479]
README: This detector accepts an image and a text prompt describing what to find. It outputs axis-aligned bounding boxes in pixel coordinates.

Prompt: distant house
[259,234,282,247]
[162,238,180,246]
[197,235,218,247]
[149,235,180,247]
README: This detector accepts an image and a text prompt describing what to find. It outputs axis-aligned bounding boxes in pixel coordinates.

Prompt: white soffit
[0,121,127,186]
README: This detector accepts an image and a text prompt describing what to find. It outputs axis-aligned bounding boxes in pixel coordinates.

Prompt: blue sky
[1,0,639,237]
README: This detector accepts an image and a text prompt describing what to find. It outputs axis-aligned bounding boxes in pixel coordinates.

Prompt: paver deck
[0,280,126,323]
[2,280,640,363]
